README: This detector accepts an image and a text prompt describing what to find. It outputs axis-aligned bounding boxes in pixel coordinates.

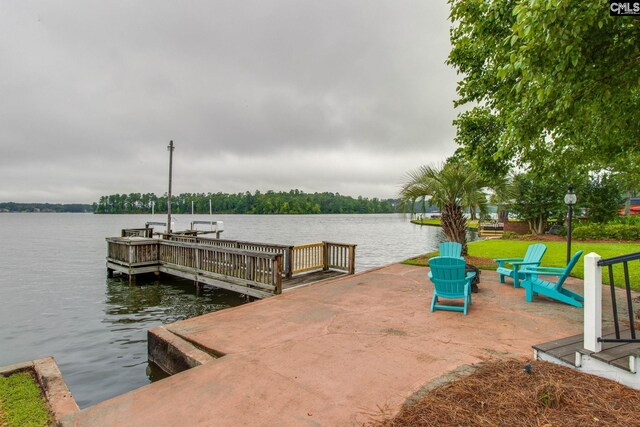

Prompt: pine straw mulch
[375,359,640,427]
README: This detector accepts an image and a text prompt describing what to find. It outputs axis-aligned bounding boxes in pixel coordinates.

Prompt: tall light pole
[167,141,175,234]
[564,185,577,264]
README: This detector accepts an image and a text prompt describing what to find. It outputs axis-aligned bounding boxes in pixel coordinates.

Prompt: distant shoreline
[0,202,94,214]
[1,211,404,215]
[0,211,93,213]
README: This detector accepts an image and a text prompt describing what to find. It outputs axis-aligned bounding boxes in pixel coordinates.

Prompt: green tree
[452,107,508,182]
[505,172,566,235]
[582,174,624,223]
[399,162,486,254]
[462,189,488,221]
[448,0,640,175]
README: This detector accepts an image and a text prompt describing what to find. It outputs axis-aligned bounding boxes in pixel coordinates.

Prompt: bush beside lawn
[573,223,640,241]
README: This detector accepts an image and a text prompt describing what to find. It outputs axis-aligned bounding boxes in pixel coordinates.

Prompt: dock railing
[107,237,159,267]
[121,228,154,238]
[291,242,356,275]
[478,221,504,238]
[165,236,294,278]
[164,236,356,277]
[159,239,282,295]
[324,242,356,274]
[292,242,324,274]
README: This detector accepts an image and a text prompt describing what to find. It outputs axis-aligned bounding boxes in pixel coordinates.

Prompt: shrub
[573,224,601,240]
[501,232,518,240]
[611,215,640,226]
[607,224,640,240]
[573,223,640,241]
[522,233,550,240]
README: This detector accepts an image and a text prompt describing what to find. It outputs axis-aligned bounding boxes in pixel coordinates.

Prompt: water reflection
[146,361,171,382]
[104,276,247,325]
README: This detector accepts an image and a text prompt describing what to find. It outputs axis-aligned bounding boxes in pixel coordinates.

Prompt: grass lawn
[0,371,52,427]
[405,239,640,290]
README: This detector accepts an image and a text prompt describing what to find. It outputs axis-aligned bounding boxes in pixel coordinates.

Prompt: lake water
[0,213,469,408]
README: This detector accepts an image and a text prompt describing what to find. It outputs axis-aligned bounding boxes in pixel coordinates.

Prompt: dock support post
[275,255,283,294]
[322,242,329,272]
[349,244,356,275]
[107,268,114,278]
[284,246,293,279]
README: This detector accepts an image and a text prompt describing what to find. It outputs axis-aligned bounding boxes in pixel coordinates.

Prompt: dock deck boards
[282,270,346,290]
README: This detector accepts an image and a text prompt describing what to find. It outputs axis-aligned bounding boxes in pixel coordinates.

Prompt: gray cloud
[0,1,459,202]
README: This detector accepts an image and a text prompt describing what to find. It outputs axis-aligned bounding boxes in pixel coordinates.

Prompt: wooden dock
[478,221,504,238]
[106,232,356,299]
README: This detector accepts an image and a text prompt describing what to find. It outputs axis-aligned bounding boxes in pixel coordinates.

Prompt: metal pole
[567,203,573,264]
[167,140,174,234]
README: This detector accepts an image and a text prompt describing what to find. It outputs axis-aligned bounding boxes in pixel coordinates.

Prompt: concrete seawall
[148,326,221,375]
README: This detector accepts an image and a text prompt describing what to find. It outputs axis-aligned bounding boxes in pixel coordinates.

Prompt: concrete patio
[61,263,588,426]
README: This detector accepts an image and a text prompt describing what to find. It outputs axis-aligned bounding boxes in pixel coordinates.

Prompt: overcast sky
[0,1,459,203]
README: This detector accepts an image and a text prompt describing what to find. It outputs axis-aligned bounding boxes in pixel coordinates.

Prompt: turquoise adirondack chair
[428,242,465,280]
[493,243,547,288]
[439,241,463,258]
[428,256,474,315]
[519,250,584,308]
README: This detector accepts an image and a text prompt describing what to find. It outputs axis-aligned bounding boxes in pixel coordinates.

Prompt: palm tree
[463,189,488,221]
[400,162,487,255]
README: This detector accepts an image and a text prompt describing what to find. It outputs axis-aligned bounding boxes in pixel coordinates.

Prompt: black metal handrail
[597,252,640,266]
[597,252,640,343]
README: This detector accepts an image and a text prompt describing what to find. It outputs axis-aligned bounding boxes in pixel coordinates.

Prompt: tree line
[94,190,398,215]
[0,202,93,213]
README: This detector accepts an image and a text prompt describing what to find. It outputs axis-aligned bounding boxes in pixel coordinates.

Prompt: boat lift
[136,220,223,238]
[190,220,224,239]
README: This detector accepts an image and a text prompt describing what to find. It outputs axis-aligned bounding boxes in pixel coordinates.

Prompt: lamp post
[167,140,175,234]
[564,185,577,264]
